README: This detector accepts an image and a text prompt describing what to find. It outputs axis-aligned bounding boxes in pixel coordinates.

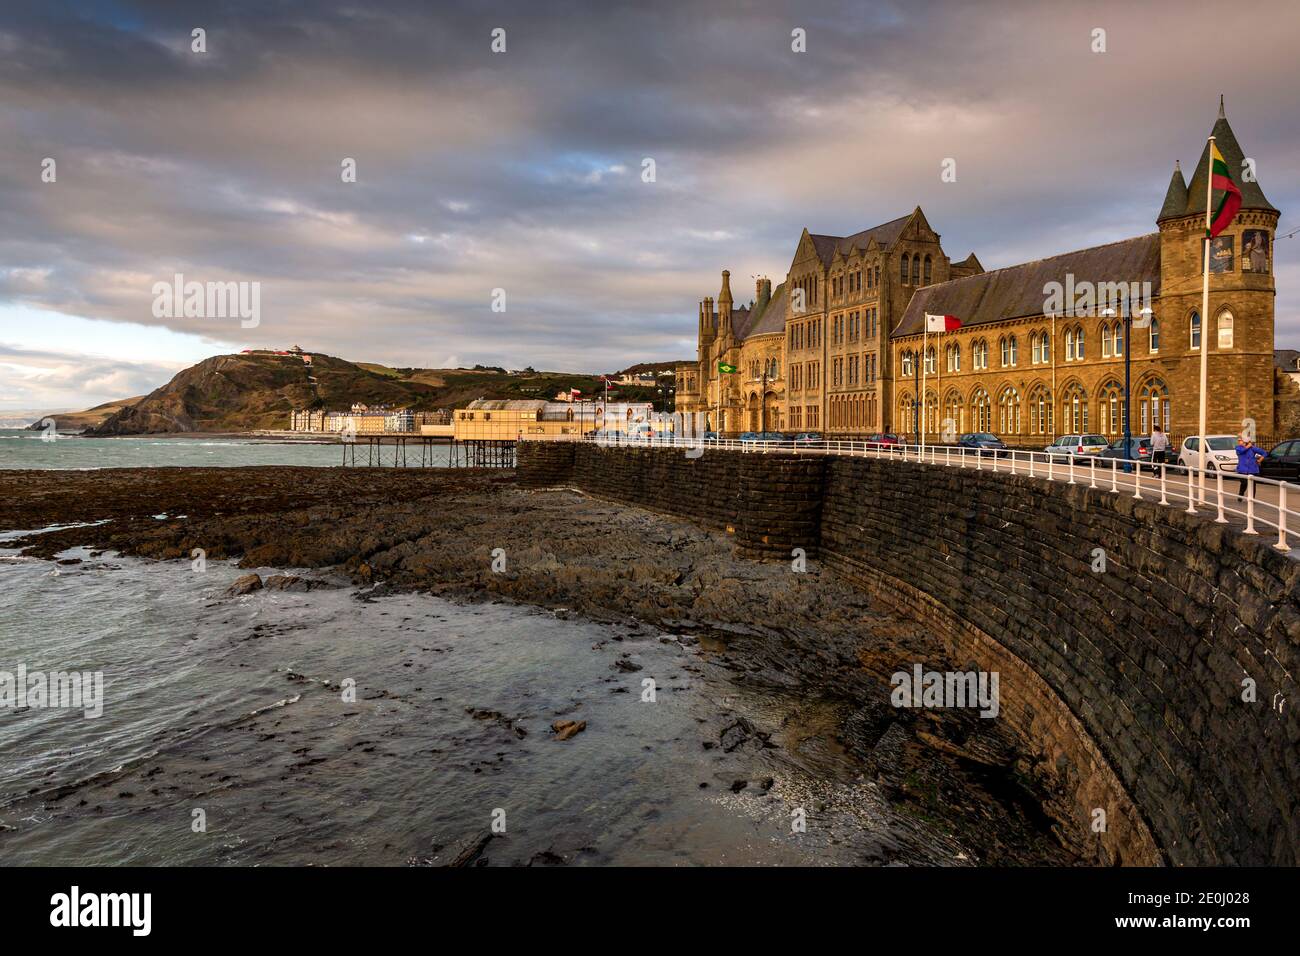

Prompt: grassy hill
[74,352,677,435]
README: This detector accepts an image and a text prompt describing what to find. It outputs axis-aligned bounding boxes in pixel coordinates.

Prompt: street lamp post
[1104,306,1134,473]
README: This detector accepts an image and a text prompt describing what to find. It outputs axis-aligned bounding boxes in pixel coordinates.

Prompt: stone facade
[678,102,1278,442]
[517,442,1300,865]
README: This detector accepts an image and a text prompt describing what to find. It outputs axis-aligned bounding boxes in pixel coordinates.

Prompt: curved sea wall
[517,441,1300,865]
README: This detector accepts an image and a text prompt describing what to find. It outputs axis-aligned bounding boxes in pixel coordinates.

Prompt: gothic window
[900,254,910,285]
[901,351,914,377]
[1065,328,1075,361]
[911,255,920,285]
[1098,381,1124,434]
[1062,383,1088,432]
[970,387,992,432]
[998,386,1021,435]
[923,255,932,285]
[1190,311,1201,350]
[1139,378,1170,433]
[1218,310,1234,350]
[924,347,936,374]
[1149,318,1160,353]
[1028,385,1052,435]
[1101,323,1112,358]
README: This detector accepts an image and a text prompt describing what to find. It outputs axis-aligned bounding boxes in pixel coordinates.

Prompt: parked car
[865,433,901,446]
[758,431,788,444]
[793,432,823,444]
[1097,437,1157,470]
[1259,439,1300,483]
[956,433,1007,456]
[738,431,762,443]
[1177,434,1240,472]
[1044,434,1108,461]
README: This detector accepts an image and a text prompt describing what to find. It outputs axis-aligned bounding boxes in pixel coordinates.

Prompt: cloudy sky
[2,0,1298,414]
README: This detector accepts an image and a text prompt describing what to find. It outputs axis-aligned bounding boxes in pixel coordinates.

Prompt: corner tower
[1156,97,1278,434]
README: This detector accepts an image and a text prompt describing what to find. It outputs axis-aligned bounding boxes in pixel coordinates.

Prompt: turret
[718,271,733,337]
[1157,160,1188,223]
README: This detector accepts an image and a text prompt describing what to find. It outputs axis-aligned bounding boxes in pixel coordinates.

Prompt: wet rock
[551,719,587,741]
[729,779,748,793]
[225,573,263,596]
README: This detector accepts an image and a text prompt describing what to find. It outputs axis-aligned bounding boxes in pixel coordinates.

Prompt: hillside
[25,396,147,432]
[76,352,675,435]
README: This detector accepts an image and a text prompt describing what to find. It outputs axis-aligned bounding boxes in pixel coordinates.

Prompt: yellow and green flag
[1208,141,1242,238]
[717,362,737,374]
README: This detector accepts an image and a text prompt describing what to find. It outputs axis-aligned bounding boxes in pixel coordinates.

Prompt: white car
[1044,434,1108,460]
[1178,434,1240,472]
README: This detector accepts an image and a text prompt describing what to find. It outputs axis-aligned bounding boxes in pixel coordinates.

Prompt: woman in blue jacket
[1235,437,1267,498]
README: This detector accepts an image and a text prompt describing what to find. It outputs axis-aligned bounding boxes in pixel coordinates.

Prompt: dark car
[759,431,788,444]
[956,432,1007,456]
[1260,439,1300,483]
[1097,437,1154,469]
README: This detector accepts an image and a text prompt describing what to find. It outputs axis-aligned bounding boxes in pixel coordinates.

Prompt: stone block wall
[515,442,1300,864]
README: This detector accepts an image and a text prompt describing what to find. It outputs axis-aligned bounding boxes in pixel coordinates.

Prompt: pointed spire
[1157,159,1188,222]
[1184,97,1276,217]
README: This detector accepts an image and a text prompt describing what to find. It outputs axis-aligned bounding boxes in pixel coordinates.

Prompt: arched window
[1007,335,1017,366]
[1000,337,1010,367]
[1149,318,1160,353]
[900,254,910,284]
[943,390,962,435]
[901,350,913,377]
[1062,383,1088,433]
[1031,332,1042,364]
[1028,385,1052,435]
[946,343,961,372]
[923,255,933,285]
[1139,378,1170,433]
[1074,325,1085,360]
[900,393,916,432]
[1190,311,1201,350]
[924,347,936,374]
[923,390,938,436]
[970,387,992,432]
[874,266,880,287]
[1101,322,1112,358]
[911,255,920,285]
[1113,322,1123,356]
[973,340,988,370]
[998,386,1022,435]
[1218,309,1234,350]
[1098,381,1124,435]
[1064,328,1075,361]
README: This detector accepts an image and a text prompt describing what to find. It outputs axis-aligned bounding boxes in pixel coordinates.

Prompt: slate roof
[734,281,788,339]
[808,213,913,265]
[1180,102,1276,218]
[1274,349,1300,371]
[465,399,547,411]
[894,234,1161,336]
[1158,161,1188,222]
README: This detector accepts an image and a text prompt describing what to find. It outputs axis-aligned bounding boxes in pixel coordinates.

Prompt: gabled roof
[808,213,913,266]
[735,281,788,339]
[894,234,1161,336]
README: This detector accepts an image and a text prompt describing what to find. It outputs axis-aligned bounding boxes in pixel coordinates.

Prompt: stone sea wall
[516,441,1300,865]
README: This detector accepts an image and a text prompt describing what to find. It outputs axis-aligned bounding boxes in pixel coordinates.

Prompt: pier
[340,435,515,468]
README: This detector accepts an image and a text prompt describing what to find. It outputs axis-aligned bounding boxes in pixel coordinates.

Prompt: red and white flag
[925,313,962,332]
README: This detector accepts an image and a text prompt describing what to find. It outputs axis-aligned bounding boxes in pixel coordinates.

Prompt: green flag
[717,362,737,374]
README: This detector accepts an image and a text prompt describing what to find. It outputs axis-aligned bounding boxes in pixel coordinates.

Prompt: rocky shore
[0,466,1083,864]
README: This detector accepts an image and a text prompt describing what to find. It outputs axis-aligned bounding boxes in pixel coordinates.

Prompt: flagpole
[1198,135,1213,504]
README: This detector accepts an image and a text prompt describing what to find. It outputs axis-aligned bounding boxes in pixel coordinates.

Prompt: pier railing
[522,434,1299,554]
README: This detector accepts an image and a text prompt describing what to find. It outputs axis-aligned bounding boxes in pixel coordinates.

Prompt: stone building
[678,101,1278,442]
[891,100,1277,443]
[676,209,979,435]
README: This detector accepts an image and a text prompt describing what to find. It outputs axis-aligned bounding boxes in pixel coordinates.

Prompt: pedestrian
[1235,436,1266,499]
[1150,425,1169,465]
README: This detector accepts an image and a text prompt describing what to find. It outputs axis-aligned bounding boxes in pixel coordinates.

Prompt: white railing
[523,434,1299,555]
